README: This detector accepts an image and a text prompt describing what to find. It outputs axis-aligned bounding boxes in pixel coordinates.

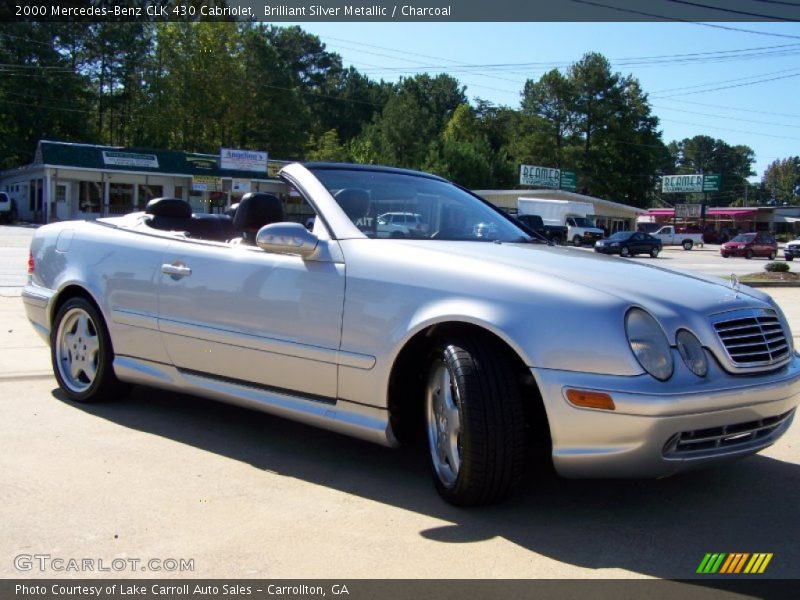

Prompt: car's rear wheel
[650,247,660,258]
[786,254,794,261]
[745,249,753,259]
[51,297,128,402]
[425,335,525,506]
[573,236,582,247]
[682,240,693,250]
[769,251,777,260]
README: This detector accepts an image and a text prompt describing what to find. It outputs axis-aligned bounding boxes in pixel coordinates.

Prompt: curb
[741,281,800,288]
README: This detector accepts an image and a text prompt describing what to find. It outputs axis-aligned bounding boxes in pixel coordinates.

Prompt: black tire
[620,246,630,257]
[425,335,526,506]
[786,254,794,262]
[650,246,660,258]
[51,297,129,402]
[682,240,693,251]
[769,251,776,260]
[745,249,753,259]
[573,236,582,247]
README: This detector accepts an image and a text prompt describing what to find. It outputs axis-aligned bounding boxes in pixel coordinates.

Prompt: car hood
[393,240,767,317]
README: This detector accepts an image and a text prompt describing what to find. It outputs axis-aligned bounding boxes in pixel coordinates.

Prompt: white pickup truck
[652,226,704,250]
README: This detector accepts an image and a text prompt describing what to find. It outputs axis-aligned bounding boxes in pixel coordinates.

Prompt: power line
[652,104,800,127]
[568,0,800,39]
[660,0,799,21]
[655,97,800,118]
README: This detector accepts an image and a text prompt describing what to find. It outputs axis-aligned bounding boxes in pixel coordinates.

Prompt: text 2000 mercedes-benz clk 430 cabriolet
[23,163,800,505]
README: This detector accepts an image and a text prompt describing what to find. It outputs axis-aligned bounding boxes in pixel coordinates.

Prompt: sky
[287,21,800,182]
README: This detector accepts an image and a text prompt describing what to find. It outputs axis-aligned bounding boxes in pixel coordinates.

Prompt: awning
[773,215,800,223]
[706,208,757,218]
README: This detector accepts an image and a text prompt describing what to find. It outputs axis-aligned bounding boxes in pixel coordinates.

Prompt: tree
[306,129,348,162]
[762,157,800,205]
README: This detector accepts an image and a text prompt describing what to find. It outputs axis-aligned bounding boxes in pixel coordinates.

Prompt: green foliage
[765,262,790,273]
[306,129,348,162]
[763,157,800,205]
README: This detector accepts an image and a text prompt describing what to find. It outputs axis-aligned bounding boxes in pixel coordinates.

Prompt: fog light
[676,329,708,377]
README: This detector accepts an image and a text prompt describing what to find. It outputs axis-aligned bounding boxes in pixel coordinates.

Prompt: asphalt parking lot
[2,224,799,580]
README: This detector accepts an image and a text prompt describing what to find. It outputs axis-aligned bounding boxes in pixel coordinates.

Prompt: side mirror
[256,222,319,258]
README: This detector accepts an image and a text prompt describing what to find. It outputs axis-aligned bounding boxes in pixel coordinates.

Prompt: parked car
[23,163,800,506]
[652,226,703,250]
[785,237,800,261]
[0,192,18,223]
[376,211,428,238]
[594,231,662,258]
[720,233,778,259]
[514,213,566,244]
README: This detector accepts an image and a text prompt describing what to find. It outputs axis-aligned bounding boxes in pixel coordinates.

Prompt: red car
[720,232,778,259]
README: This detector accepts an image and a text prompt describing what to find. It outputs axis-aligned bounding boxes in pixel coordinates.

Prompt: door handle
[161,262,192,278]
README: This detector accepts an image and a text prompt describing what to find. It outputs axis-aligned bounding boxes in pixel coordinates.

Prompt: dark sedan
[595,231,662,258]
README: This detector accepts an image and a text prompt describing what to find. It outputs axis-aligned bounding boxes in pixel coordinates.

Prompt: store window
[137,184,163,210]
[78,181,103,213]
[109,183,134,214]
[56,185,67,203]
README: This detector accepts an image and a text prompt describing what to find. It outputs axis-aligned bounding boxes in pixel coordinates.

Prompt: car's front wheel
[620,246,630,257]
[573,236,582,247]
[650,247,660,258]
[425,335,525,506]
[786,254,794,261]
[51,297,128,402]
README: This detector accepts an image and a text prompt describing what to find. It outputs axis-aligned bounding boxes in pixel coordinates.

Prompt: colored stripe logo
[697,553,773,574]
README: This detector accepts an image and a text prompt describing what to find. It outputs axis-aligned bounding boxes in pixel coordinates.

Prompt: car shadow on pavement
[53,385,800,581]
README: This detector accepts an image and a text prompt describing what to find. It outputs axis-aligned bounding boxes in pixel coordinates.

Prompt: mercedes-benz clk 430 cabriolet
[23,163,800,506]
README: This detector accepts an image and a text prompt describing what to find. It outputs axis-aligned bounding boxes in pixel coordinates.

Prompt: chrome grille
[664,410,795,459]
[713,309,790,368]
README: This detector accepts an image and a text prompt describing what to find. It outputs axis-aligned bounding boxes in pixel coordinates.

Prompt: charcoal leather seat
[232,193,284,245]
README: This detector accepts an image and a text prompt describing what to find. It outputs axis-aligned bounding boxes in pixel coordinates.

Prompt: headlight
[676,330,708,377]
[625,308,673,381]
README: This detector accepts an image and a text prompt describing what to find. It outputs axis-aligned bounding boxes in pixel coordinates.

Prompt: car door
[157,238,346,399]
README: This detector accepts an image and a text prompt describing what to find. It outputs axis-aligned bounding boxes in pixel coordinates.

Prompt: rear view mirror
[256,222,319,258]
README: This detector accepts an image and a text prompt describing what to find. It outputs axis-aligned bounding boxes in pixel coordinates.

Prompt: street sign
[703,174,721,192]
[662,173,721,193]
[674,203,702,218]
[520,164,560,189]
[662,174,704,193]
[560,170,577,191]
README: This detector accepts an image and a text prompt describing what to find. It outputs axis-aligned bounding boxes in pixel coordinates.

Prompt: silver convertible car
[23,163,800,506]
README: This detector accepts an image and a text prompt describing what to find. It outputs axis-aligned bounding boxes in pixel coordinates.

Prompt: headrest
[334,188,370,221]
[233,193,283,233]
[145,197,192,218]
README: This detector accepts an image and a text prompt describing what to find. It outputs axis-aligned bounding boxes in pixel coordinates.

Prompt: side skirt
[113,355,398,447]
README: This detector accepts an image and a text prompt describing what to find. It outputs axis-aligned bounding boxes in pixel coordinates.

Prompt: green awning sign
[560,170,577,191]
[703,174,721,192]
[662,173,721,193]
[520,164,577,190]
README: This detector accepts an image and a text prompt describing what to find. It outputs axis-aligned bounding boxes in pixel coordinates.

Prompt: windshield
[732,234,755,243]
[570,217,596,228]
[309,167,532,242]
[608,231,632,241]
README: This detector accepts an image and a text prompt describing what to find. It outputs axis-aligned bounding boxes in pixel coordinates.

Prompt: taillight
[27,251,34,274]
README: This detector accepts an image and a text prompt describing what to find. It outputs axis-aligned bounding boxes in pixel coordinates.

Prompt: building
[640,206,800,236]
[0,140,289,223]
[473,188,646,234]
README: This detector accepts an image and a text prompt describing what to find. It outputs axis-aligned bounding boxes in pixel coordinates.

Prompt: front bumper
[785,247,800,258]
[532,350,800,478]
[594,245,619,255]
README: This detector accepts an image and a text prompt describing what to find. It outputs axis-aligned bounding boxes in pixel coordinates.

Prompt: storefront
[0,141,288,223]
[474,188,645,233]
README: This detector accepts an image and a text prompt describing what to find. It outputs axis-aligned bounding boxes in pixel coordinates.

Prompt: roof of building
[28,140,284,180]
[473,188,646,214]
